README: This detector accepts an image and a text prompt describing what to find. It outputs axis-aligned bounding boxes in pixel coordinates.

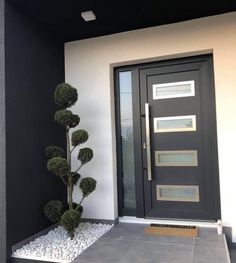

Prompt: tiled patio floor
[230,249,236,263]
[74,223,229,263]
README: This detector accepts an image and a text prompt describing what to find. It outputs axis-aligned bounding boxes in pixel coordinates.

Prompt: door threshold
[119,216,218,228]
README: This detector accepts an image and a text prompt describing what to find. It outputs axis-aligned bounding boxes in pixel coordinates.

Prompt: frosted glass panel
[155,150,198,166]
[154,115,196,133]
[157,185,200,202]
[153,80,195,99]
[119,71,136,211]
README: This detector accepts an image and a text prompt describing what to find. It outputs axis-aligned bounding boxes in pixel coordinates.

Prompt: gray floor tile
[198,227,218,237]
[101,223,145,241]
[193,245,227,263]
[119,241,193,263]
[230,249,236,263]
[74,239,133,263]
[195,234,225,248]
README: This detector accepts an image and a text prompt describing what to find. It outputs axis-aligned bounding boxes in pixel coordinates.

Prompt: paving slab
[74,223,230,263]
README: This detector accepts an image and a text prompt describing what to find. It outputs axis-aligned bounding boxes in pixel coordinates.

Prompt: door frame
[114,54,221,220]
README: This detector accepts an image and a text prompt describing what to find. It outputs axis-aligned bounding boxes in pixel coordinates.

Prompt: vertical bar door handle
[145,103,152,181]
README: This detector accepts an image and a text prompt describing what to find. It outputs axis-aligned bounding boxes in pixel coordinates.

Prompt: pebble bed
[12,223,113,263]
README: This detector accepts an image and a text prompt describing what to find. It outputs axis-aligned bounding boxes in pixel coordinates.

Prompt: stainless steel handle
[145,103,152,181]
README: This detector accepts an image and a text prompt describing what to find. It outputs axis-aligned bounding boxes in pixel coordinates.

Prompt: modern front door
[115,55,221,221]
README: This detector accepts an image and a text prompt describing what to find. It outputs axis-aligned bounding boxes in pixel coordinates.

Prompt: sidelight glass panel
[154,115,196,133]
[119,71,136,212]
[153,80,195,99]
[155,150,198,166]
[156,185,200,202]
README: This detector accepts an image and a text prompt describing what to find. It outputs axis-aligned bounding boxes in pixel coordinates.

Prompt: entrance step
[74,223,231,263]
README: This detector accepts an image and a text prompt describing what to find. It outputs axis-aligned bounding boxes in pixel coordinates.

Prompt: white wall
[65,12,236,240]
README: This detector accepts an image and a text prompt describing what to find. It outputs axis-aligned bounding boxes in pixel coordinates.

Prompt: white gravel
[12,223,113,263]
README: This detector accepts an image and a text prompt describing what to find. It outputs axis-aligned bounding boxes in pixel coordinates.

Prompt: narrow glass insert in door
[118,71,136,214]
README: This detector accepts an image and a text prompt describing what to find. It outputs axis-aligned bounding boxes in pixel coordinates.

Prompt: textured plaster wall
[65,12,236,241]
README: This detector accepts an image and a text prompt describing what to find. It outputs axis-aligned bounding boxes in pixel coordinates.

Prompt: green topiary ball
[54,83,78,109]
[44,200,64,223]
[80,177,97,197]
[45,146,65,159]
[72,172,81,184]
[61,209,81,239]
[78,148,93,164]
[69,114,80,128]
[76,205,83,214]
[71,130,89,147]
[64,172,81,185]
[54,110,80,128]
[47,157,69,177]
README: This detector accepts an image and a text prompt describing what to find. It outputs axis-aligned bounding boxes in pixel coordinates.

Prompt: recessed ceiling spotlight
[81,11,96,22]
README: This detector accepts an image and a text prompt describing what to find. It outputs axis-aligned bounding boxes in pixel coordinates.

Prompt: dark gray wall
[0,0,6,262]
[5,2,66,261]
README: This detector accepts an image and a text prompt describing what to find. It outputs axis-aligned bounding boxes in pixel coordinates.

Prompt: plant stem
[73,164,83,174]
[76,195,85,210]
[61,176,68,186]
[66,126,73,210]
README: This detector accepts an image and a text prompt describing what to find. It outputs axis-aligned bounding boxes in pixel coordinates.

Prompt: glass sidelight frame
[115,70,136,216]
[114,66,145,217]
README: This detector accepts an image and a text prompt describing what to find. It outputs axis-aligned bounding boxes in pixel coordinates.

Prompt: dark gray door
[140,56,220,220]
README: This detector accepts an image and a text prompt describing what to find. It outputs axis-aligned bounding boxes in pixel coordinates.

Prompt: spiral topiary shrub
[44,82,96,238]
